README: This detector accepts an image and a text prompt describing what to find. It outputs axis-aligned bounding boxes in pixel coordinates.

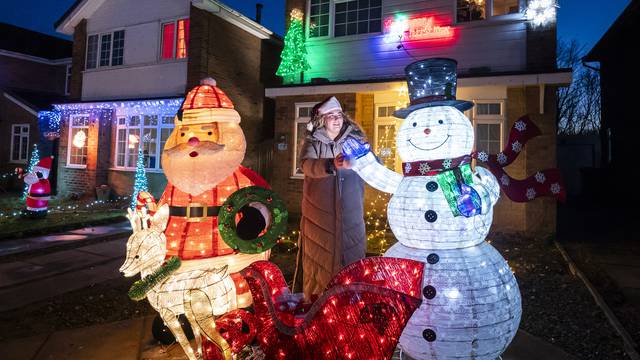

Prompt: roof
[4,89,69,114]
[584,0,639,62]
[0,23,72,60]
[55,0,279,40]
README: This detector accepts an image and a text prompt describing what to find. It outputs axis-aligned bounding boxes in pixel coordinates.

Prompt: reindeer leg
[185,289,232,360]
[159,309,199,360]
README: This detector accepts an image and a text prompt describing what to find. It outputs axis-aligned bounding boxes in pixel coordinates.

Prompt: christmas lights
[130,146,150,210]
[121,205,236,360]
[21,144,40,200]
[276,9,310,84]
[524,0,558,27]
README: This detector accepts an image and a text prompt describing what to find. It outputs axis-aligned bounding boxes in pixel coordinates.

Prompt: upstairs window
[162,18,190,60]
[309,0,330,37]
[86,30,125,69]
[334,0,381,37]
[493,0,520,16]
[457,0,486,22]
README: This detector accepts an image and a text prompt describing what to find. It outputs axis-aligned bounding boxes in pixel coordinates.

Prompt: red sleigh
[235,257,425,360]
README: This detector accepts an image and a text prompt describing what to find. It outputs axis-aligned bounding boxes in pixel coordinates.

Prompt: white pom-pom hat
[178,77,241,125]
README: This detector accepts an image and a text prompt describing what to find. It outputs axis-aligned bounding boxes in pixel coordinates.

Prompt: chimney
[256,3,263,24]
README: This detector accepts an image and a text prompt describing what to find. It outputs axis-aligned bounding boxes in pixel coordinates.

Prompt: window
[292,103,317,177]
[493,0,519,16]
[65,64,72,95]
[457,0,486,22]
[374,105,402,173]
[115,115,174,170]
[334,0,382,37]
[68,115,89,167]
[10,124,29,163]
[473,101,504,154]
[86,30,125,69]
[161,18,190,59]
[309,0,330,37]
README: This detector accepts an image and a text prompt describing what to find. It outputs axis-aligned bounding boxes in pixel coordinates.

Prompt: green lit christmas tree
[22,144,40,200]
[276,9,310,84]
[130,145,149,209]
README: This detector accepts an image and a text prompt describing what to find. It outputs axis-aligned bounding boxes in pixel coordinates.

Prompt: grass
[0,194,129,238]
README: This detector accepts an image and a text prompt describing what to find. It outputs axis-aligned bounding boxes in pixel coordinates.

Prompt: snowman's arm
[472,166,500,214]
[351,152,402,194]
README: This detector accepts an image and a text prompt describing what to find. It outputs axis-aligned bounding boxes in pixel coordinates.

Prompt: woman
[297,96,367,298]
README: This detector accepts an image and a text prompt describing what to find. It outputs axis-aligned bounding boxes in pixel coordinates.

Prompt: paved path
[0,314,574,360]
[0,237,128,311]
[0,221,130,258]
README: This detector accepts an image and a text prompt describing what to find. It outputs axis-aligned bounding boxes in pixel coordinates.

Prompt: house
[267,0,571,236]
[0,23,71,191]
[49,0,282,199]
[582,0,639,233]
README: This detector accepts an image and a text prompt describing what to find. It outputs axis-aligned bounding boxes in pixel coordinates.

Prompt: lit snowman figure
[345,58,521,360]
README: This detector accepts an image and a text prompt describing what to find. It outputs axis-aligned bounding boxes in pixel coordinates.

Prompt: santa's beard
[162,142,244,195]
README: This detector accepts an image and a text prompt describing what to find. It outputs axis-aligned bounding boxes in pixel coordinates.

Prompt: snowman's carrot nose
[424,128,431,135]
[188,137,200,147]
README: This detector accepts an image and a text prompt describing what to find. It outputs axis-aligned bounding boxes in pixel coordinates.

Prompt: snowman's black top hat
[394,58,474,119]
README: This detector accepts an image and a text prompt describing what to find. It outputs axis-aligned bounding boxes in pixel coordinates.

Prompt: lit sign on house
[384,14,454,44]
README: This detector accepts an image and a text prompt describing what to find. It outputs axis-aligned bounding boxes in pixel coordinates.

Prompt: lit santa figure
[22,156,53,218]
[344,58,565,360]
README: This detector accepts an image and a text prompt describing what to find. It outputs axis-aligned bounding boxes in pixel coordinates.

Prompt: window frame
[160,17,190,61]
[454,0,522,25]
[10,124,30,164]
[67,114,90,168]
[85,29,125,70]
[374,103,402,173]
[113,114,175,172]
[292,102,318,179]
[472,99,505,154]
[64,64,72,95]
[306,0,383,39]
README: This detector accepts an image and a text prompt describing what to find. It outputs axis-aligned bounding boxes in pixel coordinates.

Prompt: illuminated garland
[128,256,182,301]
[130,146,149,209]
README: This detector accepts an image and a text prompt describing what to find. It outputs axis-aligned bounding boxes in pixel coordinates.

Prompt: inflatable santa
[23,156,53,218]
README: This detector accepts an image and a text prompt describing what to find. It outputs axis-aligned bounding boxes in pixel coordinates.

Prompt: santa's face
[161,121,246,195]
[396,106,473,162]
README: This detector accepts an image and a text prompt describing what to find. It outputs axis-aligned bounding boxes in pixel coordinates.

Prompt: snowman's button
[427,253,439,264]
[423,285,436,299]
[424,210,437,222]
[422,329,437,342]
[426,181,438,192]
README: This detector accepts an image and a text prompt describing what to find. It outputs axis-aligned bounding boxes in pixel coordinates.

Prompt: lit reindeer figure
[120,205,235,360]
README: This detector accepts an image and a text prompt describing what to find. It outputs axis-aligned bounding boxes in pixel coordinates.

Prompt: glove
[342,137,371,160]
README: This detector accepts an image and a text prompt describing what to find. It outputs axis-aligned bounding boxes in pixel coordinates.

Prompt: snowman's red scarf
[402,115,566,203]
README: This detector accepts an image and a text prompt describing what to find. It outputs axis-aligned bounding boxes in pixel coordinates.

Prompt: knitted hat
[178,78,241,124]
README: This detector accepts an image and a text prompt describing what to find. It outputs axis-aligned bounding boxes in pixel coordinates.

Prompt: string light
[130,146,149,210]
[21,144,40,200]
[525,0,558,27]
[276,9,310,84]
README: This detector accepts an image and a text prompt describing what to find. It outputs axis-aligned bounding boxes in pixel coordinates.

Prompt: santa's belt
[169,204,220,221]
[28,193,51,198]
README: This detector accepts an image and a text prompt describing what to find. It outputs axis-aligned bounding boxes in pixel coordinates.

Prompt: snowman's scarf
[401,115,566,205]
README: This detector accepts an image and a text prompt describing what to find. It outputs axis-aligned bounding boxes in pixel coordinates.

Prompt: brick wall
[187,6,282,172]
[69,19,87,101]
[57,110,112,198]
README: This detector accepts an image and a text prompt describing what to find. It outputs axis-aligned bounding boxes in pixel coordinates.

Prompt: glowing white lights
[72,129,87,148]
[351,105,521,359]
[525,0,558,27]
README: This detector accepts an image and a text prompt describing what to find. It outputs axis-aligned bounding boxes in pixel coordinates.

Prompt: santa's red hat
[33,156,53,178]
[179,78,240,125]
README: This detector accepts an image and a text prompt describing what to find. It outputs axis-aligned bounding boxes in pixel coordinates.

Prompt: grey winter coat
[298,124,366,298]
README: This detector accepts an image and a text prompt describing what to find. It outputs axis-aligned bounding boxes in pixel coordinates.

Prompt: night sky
[0,0,631,53]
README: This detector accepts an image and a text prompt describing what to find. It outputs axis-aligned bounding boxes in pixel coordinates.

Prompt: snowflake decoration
[379,148,392,157]
[512,141,522,153]
[550,182,561,194]
[500,174,510,186]
[442,159,452,169]
[497,153,508,165]
[535,172,546,183]
[526,188,536,200]
[404,162,412,173]
[477,151,489,162]
[418,162,431,175]
[514,120,527,132]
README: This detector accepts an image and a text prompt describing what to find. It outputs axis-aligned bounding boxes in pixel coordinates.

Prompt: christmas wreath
[218,186,287,254]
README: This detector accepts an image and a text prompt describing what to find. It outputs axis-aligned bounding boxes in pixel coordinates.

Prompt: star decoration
[526,188,536,200]
[550,182,561,194]
[534,172,546,184]
[418,162,431,175]
[514,120,527,132]
[497,153,507,165]
[477,151,489,162]
[442,159,452,169]
[404,163,412,173]
[511,141,522,153]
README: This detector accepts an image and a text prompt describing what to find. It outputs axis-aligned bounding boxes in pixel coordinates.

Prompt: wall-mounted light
[525,0,558,27]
